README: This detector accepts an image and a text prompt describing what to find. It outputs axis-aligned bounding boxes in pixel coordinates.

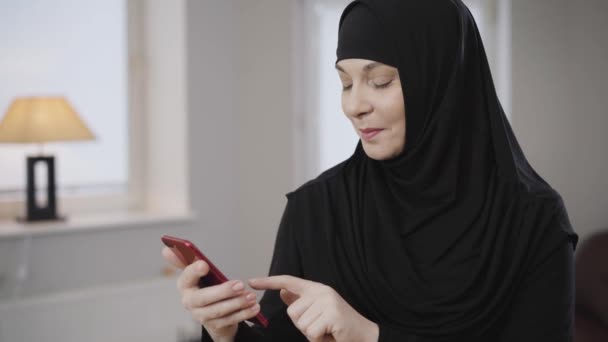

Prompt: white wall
[0,221,199,342]
[511,0,608,241]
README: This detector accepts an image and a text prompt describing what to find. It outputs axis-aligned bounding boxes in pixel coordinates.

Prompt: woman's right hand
[162,247,261,341]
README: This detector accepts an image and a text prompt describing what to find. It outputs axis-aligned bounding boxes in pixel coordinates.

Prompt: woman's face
[336,58,406,160]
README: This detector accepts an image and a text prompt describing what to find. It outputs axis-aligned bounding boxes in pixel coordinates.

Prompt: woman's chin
[362,143,400,161]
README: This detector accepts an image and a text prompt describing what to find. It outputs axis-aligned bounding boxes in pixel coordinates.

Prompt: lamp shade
[0,96,95,143]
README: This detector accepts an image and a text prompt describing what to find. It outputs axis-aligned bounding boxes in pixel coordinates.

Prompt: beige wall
[186,0,296,282]
[233,1,296,282]
[511,0,608,241]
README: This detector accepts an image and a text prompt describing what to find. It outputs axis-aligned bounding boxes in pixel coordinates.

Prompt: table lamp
[0,96,95,222]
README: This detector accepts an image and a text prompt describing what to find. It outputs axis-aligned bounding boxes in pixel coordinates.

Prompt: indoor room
[0,0,606,341]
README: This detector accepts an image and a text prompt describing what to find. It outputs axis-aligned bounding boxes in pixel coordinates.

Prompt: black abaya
[202,167,575,341]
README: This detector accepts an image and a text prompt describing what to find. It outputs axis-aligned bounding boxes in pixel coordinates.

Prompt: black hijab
[324,0,578,338]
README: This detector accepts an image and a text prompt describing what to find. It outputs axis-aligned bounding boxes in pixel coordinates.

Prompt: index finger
[248,275,311,294]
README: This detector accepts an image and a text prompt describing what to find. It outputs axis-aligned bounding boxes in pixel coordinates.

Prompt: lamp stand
[18,155,64,222]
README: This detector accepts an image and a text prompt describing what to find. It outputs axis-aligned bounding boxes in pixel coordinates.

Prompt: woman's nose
[343,87,372,119]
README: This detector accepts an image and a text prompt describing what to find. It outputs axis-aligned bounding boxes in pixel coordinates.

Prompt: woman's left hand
[249,275,379,342]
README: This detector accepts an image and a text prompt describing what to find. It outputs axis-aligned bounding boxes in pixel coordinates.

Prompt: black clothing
[336,4,397,68]
[203,0,577,340]
[203,164,574,342]
[201,173,574,341]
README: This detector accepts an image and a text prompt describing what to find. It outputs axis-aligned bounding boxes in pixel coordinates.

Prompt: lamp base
[20,155,66,222]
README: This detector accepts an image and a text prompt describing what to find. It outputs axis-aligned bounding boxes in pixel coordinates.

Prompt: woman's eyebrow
[363,62,383,71]
[335,62,384,73]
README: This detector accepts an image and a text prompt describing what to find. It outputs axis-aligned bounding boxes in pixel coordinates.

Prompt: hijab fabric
[325,0,578,338]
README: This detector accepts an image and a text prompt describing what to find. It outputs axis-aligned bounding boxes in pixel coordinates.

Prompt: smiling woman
[164,0,577,341]
[336,60,405,160]
[295,0,511,183]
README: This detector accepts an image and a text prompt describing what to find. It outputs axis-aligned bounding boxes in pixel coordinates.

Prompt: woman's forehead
[335,59,398,74]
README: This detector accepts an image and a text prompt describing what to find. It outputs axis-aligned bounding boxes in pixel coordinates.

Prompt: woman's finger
[204,303,260,331]
[280,288,299,306]
[248,275,311,294]
[295,303,324,336]
[303,312,332,342]
[177,260,210,290]
[185,281,250,309]
[162,246,187,269]
[193,291,258,322]
[286,296,314,323]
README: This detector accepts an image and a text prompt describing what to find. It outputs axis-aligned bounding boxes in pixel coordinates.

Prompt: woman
[163,0,578,341]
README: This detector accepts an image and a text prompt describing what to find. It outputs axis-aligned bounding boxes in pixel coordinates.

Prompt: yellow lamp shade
[0,96,95,143]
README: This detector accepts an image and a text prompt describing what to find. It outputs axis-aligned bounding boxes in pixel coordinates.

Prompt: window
[0,0,132,217]
[0,0,191,220]
[294,0,511,184]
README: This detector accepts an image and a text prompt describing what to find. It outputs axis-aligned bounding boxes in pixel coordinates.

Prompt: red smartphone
[161,235,268,328]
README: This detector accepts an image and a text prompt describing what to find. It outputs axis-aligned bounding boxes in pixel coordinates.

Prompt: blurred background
[0,0,606,341]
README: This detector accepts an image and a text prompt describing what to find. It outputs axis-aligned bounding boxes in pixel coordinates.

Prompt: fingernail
[246,293,256,301]
[251,304,260,312]
[232,281,244,291]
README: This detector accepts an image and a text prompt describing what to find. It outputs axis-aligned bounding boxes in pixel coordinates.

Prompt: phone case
[161,235,269,328]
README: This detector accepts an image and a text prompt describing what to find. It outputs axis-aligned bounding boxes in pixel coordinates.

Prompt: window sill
[0,210,196,240]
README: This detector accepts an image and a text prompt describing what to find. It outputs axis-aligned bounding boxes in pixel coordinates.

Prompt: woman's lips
[360,128,384,141]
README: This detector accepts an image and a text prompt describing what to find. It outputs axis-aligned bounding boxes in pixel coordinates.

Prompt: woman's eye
[342,84,352,91]
[372,79,393,89]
